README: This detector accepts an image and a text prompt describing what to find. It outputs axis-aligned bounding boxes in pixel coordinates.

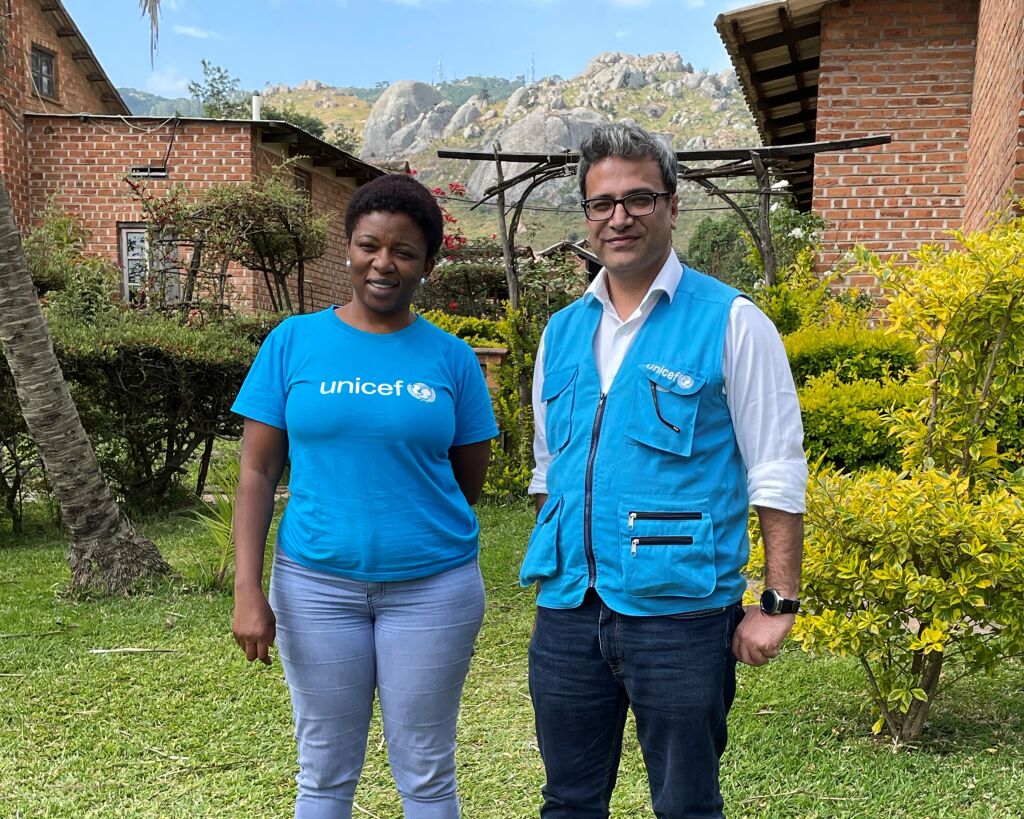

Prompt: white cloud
[615,29,630,38]
[172,24,221,39]
[145,66,190,96]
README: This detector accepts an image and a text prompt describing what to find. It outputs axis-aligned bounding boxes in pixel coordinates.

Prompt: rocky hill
[121,52,758,247]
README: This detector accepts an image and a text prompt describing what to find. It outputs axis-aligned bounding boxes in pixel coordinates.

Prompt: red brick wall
[251,146,355,312]
[26,116,260,305]
[18,0,119,116]
[963,0,1024,231]
[813,0,979,287]
[0,1,124,228]
[26,117,359,313]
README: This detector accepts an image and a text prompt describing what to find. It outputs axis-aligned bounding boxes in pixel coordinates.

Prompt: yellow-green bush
[796,467,1024,741]
[785,324,917,386]
[799,374,924,471]
[796,212,1024,743]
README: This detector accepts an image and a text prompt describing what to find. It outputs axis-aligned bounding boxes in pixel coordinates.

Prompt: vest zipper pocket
[628,511,703,530]
[630,535,695,556]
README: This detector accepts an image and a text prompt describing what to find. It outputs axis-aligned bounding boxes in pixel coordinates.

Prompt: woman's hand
[232,584,276,665]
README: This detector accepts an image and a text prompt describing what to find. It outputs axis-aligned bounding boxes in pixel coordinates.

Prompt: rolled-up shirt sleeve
[724,299,807,513]
[529,329,551,496]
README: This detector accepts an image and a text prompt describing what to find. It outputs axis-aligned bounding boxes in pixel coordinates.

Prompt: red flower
[448,300,459,310]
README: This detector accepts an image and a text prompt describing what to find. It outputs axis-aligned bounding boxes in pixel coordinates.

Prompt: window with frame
[118,224,180,304]
[30,46,56,99]
[293,169,312,202]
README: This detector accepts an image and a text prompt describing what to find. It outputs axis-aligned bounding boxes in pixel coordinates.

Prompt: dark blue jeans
[528,591,742,819]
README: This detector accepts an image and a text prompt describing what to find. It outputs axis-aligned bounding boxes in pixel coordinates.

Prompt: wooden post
[492,142,519,311]
[750,151,778,286]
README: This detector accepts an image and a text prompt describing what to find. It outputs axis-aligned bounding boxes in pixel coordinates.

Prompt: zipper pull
[628,512,636,530]
[631,538,639,556]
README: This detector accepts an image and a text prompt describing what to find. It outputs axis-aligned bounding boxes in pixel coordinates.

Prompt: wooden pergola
[438,133,890,295]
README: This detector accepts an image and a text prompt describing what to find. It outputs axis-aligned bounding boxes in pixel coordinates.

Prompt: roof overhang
[716,0,840,209]
[38,0,130,115]
[25,114,386,184]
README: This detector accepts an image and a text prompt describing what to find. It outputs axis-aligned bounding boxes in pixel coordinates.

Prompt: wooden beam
[261,132,300,144]
[737,22,820,58]
[759,85,817,110]
[752,57,819,84]
[767,108,818,129]
[439,135,889,164]
[776,6,814,138]
[55,28,77,38]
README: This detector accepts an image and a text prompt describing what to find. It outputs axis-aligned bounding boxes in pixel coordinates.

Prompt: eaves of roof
[38,0,130,115]
[715,0,837,209]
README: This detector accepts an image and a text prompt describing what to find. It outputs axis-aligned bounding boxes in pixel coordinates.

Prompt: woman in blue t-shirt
[230,173,498,818]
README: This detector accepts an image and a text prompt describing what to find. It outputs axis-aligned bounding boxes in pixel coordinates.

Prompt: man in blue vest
[522,123,807,818]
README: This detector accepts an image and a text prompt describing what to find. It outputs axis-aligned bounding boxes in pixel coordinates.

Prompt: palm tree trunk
[0,177,170,592]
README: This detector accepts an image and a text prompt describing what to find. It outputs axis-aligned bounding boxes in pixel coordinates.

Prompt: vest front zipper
[630,535,695,556]
[583,392,608,587]
[627,511,703,530]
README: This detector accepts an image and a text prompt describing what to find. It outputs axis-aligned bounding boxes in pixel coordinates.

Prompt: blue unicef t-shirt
[231,307,499,581]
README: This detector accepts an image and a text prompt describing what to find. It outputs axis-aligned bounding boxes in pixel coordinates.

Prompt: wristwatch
[759,588,800,616]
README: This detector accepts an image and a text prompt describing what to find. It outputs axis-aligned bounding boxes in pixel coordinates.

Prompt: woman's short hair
[344,173,445,259]
[577,124,678,200]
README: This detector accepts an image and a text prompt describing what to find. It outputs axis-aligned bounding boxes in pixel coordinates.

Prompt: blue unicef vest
[520,265,750,616]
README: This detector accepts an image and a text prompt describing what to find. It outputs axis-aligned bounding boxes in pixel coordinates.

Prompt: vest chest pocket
[625,366,706,457]
[519,493,563,584]
[542,365,578,456]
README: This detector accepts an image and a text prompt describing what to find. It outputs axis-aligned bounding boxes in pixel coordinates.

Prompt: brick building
[2,0,382,311]
[717,0,1024,282]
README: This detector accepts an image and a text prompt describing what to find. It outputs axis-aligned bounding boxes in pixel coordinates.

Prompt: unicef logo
[408,383,436,403]
[646,363,693,389]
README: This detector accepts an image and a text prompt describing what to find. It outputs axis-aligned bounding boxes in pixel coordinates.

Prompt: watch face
[760,589,780,614]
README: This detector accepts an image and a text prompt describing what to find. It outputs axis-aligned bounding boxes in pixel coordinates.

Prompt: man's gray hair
[577,123,678,199]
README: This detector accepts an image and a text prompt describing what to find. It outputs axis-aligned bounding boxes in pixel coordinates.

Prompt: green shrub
[483,306,541,501]
[419,310,504,349]
[799,374,924,471]
[785,325,917,386]
[49,312,260,508]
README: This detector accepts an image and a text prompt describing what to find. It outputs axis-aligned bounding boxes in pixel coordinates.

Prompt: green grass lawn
[2,505,1023,818]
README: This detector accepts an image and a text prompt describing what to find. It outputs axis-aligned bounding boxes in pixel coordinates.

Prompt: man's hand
[731,606,794,666]
[232,584,276,665]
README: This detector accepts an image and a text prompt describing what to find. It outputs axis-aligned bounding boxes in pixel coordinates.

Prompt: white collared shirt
[529,253,808,514]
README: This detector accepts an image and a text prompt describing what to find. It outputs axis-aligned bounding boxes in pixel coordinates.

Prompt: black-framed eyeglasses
[581,191,672,221]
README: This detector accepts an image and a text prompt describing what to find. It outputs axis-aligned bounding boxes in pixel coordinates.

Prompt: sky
[61,0,752,98]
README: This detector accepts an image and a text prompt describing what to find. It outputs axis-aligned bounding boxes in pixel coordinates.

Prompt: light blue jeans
[269,549,485,819]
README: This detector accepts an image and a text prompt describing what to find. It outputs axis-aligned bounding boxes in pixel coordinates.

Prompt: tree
[188,59,248,119]
[130,160,329,314]
[0,1,170,589]
[685,213,752,289]
[189,60,358,153]
[0,181,170,591]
